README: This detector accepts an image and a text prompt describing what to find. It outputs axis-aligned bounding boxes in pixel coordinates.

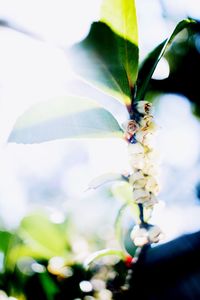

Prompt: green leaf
[69,22,133,107]
[112,182,140,223]
[9,96,123,144]
[18,213,68,258]
[114,203,129,249]
[0,231,13,255]
[101,0,138,87]
[137,18,197,100]
[84,248,125,269]
[39,272,59,300]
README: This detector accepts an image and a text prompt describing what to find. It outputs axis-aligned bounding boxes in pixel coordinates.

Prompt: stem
[130,85,137,112]
[138,204,145,224]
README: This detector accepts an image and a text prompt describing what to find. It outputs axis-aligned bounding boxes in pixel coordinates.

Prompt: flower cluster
[123,101,162,246]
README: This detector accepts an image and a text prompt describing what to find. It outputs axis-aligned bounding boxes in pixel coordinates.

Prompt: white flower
[133,178,147,189]
[143,164,159,177]
[130,225,148,247]
[129,153,146,169]
[134,130,147,144]
[135,101,152,115]
[128,142,144,155]
[132,189,150,203]
[130,225,162,247]
[145,176,159,194]
[148,225,162,243]
[122,120,139,140]
[129,170,144,185]
[143,193,158,208]
[146,149,159,161]
[139,115,153,128]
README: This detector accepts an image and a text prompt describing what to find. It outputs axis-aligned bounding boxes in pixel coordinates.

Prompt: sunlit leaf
[137,18,197,100]
[88,173,126,190]
[69,22,132,107]
[101,0,138,87]
[18,213,68,258]
[112,182,140,223]
[8,245,50,267]
[0,231,13,255]
[9,96,123,144]
[114,203,129,249]
[84,248,125,269]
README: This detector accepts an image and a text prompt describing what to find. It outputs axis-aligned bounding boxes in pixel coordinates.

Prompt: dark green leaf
[9,96,123,144]
[69,22,137,107]
[137,18,197,100]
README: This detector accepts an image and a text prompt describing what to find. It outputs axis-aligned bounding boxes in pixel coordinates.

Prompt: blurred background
[0,0,200,298]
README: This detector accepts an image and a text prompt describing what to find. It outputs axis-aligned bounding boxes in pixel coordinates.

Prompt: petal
[143,193,158,208]
[129,153,145,170]
[130,226,148,247]
[148,225,162,243]
[135,101,152,115]
[133,178,147,189]
[133,188,150,200]
[128,142,144,155]
[129,170,144,185]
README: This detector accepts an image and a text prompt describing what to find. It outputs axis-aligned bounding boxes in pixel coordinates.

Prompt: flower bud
[129,170,144,185]
[139,115,153,128]
[122,120,138,136]
[135,101,152,115]
[132,189,150,203]
[143,193,158,208]
[133,178,147,189]
[148,225,162,243]
[145,176,159,194]
[129,153,145,170]
[128,143,144,155]
[130,226,148,247]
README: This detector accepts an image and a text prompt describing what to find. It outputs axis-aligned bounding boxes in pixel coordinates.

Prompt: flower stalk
[123,101,162,248]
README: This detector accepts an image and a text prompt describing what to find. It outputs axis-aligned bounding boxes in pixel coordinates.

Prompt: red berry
[125,255,134,268]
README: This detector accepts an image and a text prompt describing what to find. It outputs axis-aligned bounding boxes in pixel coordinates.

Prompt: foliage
[0,0,199,299]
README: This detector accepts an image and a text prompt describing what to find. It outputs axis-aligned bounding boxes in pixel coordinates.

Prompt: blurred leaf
[39,272,59,300]
[9,96,123,144]
[112,182,140,223]
[137,18,197,100]
[84,248,125,269]
[18,213,68,258]
[88,173,125,189]
[0,231,13,254]
[8,244,50,267]
[101,0,138,87]
[114,203,129,249]
[69,22,136,107]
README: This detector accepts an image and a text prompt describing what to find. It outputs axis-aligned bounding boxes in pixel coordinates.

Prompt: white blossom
[148,225,162,243]
[132,189,150,203]
[130,226,149,247]
[129,170,144,185]
[145,176,159,194]
[129,153,146,169]
[122,119,138,134]
[128,142,144,155]
[130,225,162,246]
[133,178,147,189]
[142,193,158,208]
[135,101,152,115]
